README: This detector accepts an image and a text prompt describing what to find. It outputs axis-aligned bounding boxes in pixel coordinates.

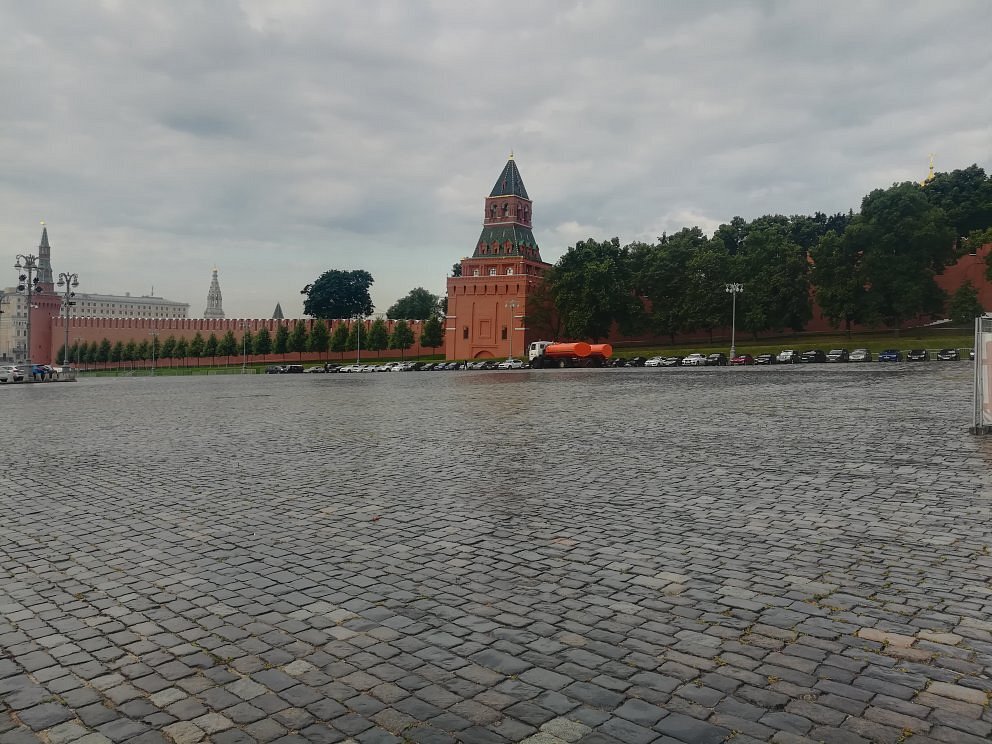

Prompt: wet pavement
[2,364,991,743]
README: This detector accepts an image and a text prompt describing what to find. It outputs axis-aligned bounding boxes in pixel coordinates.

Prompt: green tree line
[531,165,992,341]
[57,318,446,367]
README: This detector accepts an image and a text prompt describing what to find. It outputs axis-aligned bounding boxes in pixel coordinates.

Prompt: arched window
[501,326,507,340]
[489,268,497,276]
[506,267,514,276]
[502,203,509,217]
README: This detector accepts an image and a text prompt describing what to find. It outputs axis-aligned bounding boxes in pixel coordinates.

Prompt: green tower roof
[490,158,529,200]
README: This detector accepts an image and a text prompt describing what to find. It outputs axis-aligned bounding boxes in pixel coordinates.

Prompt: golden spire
[508,149,514,160]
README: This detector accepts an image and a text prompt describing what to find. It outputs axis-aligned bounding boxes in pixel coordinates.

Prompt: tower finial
[509,149,514,160]
[920,154,936,186]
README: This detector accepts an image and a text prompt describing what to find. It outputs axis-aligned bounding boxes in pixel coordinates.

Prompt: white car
[644,356,665,367]
[497,358,525,369]
[0,365,24,383]
[681,353,707,366]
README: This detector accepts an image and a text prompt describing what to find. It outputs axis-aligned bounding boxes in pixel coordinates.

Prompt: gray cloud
[1,0,990,317]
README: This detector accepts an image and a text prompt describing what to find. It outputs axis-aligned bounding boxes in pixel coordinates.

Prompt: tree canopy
[386,287,440,320]
[301,269,374,319]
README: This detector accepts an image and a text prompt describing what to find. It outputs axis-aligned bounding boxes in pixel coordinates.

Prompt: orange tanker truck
[528,340,613,368]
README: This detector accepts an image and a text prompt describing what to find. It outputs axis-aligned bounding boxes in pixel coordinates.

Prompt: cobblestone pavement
[2,364,991,744]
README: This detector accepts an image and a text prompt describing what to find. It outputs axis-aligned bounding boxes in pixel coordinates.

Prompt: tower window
[501,326,507,340]
[489,268,497,276]
[473,269,480,276]
[463,326,469,339]
[506,268,513,276]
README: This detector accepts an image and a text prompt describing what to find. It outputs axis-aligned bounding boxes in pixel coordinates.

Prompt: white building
[0,289,28,363]
[70,292,189,320]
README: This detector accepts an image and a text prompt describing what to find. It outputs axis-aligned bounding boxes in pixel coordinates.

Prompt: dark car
[706,353,728,366]
[265,365,282,374]
[878,349,902,362]
[801,349,826,363]
[754,353,776,365]
[730,354,754,366]
[906,349,929,362]
[825,349,849,363]
[283,364,304,373]
[626,356,648,367]
[936,348,960,361]
[660,355,684,367]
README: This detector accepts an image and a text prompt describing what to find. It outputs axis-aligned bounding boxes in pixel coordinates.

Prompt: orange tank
[588,343,613,358]
[544,342,592,358]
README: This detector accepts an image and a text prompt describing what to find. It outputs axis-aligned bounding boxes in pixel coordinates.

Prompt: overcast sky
[2,1,990,319]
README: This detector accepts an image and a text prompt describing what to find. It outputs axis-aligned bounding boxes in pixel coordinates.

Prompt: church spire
[272,302,284,320]
[204,267,225,319]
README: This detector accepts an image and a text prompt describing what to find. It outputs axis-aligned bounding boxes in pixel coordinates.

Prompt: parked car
[644,356,665,367]
[826,349,849,363]
[906,349,929,362]
[283,364,304,373]
[801,349,827,363]
[682,353,707,366]
[777,349,801,364]
[0,365,24,383]
[849,348,872,362]
[754,353,776,365]
[659,356,684,367]
[304,366,326,373]
[497,358,525,369]
[936,348,960,361]
[626,356,648,367]
[706,353,728,367]
[878,349,902,362]
[730,354,754,366]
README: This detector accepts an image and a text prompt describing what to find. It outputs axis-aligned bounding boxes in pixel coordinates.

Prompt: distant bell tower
[37,222,55,291]
[204,267,225,319]
[445,154,552,360]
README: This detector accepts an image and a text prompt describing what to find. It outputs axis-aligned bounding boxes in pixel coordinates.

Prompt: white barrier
[972,317,992,433]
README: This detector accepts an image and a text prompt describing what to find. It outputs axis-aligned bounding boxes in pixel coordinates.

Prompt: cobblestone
[2,366,991,742]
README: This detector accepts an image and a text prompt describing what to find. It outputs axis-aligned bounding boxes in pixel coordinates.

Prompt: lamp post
[56,272,80,367]
[354,315,362,364]
[149,327,159,375]
[505,300,519,360]
[725,282,744,360]
[14,254,44,365]
[241,321,248,374]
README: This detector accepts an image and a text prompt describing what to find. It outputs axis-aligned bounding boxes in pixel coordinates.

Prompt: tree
[330,322,350,359]
[367,318,389,357]
[88,341,99,364]
[948,281,985,325]
[309,319,330,359]
[254,327,272,357]
[631,229,707,343]
[204,333,219,364]
[189,332,205,362]
[855,182,955,328]
[68,341,80,364]
[681,241,731,340]
[387,287,440,320]
[389,320,414,359]
[56,344,66,365]
[547,237,643,341]
[811,230,867,332]
[419,316,444,354]
[160,336,176,367]
[274,324,290,355]
[123,341,137,368]
[924,165,992,248]
[136,340,150,365]
[174,337,189,366]
[288,320,308,360]
[111,341,124,367]
[733,224,811,336]
[301,269,374,319]
[451,262,462,277]
[218,330,238,365]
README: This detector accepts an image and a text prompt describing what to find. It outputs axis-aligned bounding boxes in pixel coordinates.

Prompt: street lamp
[149,327,159,375]
[354,315,362,364]
[505,300,519,360]
[56,272,80,367]
[14,254,44,365]
[241,320,248,374]
[725,283,744,360]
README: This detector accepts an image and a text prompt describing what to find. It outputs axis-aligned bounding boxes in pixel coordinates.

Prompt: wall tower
[204,267,225,319]
[445,156,552,360]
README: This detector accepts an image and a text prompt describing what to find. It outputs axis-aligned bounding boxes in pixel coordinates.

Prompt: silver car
[0,365,24,383]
